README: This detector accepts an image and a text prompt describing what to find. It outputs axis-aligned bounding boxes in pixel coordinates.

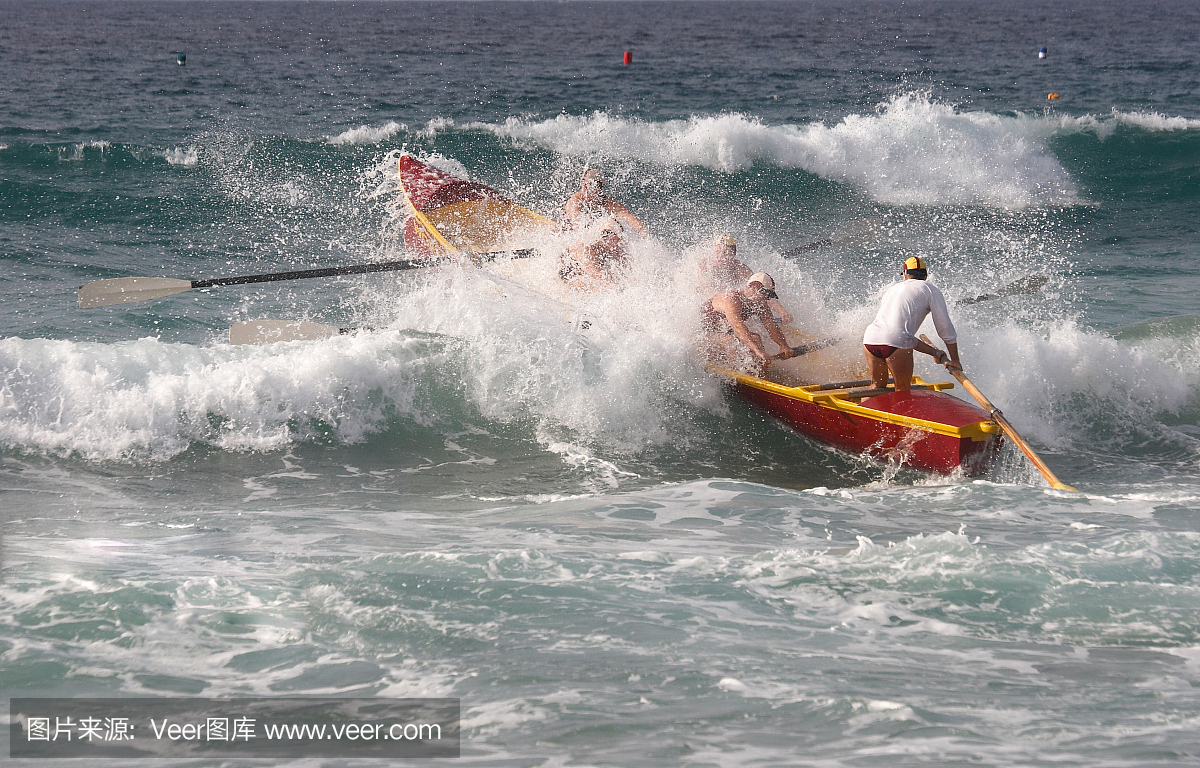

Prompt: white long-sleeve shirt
[862,279,957,349]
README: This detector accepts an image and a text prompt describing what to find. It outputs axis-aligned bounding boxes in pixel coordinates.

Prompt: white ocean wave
[58,140,112,162]
[1111,108,1200,131]
[485,93,1083,209]
[325,120,407,145]
[161,145,199,166]
[418,117,456,139]
[0,332,431,462]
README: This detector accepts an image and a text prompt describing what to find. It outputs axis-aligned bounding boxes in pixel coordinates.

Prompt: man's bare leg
[865,348,890,389]
[887,348,915,391]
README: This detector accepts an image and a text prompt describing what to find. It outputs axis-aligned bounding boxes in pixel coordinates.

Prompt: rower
[697,234,794,325]
[559,168,649,235]
[558,217,629,289]
[862,256,962,392]
[701,272,797,374]
[698,233,752,291]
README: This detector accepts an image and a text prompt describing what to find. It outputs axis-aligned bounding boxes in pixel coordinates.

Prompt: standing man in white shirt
[861,256,962,391]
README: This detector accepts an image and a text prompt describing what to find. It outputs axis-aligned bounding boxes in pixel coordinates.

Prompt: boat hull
[399,155,553,258]
[733,383,1002,475]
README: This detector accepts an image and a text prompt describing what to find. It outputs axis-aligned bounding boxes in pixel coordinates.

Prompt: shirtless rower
[558,217,629,288]
[559,168,649,235]
[698,234,793,325]
[698,233,752,291]
[862,256,962,391]
[702,272,797,373]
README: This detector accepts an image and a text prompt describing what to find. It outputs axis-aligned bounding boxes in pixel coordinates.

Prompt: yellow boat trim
[711,367,1000,442]
[398,173,462,258]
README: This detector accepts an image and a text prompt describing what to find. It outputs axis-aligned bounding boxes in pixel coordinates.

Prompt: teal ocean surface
[2,1,1200,765]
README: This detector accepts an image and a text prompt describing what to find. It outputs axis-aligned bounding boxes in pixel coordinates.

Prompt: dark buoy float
[177,53,186,66]
[1038,46,1047,59]
[623,51,632,65]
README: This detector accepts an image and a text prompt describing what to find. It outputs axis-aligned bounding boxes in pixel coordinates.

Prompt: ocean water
[2,1,1200,765]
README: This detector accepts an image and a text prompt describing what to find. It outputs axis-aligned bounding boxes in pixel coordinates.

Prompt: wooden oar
[955,275,1050,307]
[782,218,881,257]
[920,334,1077,492]
[77,249,537,308]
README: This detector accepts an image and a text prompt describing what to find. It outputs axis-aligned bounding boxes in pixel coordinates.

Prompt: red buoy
[623,51,632,65]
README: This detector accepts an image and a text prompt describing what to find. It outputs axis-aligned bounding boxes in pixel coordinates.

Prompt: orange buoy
[623,51,632,65]
[1047,92,1060,100]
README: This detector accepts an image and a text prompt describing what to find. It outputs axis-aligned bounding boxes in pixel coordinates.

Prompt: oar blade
[229,320,346,345]
[78,277,193,308]
[829,217,882,247]
[997,274,1050,297]
[782,218,883,258]
[956,275,1050,306]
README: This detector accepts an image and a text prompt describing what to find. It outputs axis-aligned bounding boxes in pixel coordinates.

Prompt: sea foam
[0,332,432,462]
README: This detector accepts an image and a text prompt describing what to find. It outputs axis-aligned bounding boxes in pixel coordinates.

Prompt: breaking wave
[488,93,1083,209]
[0,333,433,462]
[326,121,408,145]
[161,145,199,166]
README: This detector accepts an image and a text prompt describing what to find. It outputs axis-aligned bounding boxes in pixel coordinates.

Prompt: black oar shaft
[191,258,442,289]
[843,384,934,399]
[188,249,537,289]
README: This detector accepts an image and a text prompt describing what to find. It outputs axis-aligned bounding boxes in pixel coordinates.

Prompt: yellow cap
[903,256,927,271]
[716,234,736,248]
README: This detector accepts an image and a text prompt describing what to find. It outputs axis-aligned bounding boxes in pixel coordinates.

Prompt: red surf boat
[715,368,1003,475]
[398,154,553,258]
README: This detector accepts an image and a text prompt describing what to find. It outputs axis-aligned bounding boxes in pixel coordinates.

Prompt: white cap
[747,272,778,299]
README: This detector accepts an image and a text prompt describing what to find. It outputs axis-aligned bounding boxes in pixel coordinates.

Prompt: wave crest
[326,121,407,145]
[488,94,1082,209]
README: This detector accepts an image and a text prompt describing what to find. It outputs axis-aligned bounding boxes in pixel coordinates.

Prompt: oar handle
[919,334,1077,492]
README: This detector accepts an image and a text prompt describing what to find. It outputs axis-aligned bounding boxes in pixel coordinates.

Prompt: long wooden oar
[920,334,1077,492]
[955,275,1050,307]
[78,249,536,309]
[782,218,881,257]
